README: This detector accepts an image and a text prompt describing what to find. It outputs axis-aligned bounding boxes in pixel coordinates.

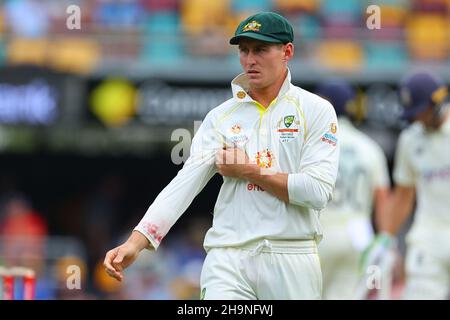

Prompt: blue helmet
[316,79,355,118]
[399,71,448,121]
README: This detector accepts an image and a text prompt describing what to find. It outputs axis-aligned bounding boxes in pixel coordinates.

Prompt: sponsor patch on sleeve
[321,123,338,146]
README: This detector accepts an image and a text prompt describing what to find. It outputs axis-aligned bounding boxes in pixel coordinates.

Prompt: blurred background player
[362,70,450,299]
[316,79,391,299]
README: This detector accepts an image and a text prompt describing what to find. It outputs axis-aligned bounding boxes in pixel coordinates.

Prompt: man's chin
[248,79,264,88]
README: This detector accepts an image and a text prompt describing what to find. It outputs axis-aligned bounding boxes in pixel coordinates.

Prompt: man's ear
[284,43,294,61]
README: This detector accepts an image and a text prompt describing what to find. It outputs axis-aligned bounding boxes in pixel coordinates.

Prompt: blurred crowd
[0,173,212,300]
[0,0,449,73]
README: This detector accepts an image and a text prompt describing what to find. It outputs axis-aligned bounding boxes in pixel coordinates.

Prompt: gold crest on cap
[243,21,261,32]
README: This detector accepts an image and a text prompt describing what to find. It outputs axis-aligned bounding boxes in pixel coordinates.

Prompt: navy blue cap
[399,71,448,120]
[316,79,355,117]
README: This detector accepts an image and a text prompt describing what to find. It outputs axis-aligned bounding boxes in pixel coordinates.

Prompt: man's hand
[215,147,255,178]
[103,231,150,282]
[359,232,397,274]
[216,147,289,202]
[355,233,398,299]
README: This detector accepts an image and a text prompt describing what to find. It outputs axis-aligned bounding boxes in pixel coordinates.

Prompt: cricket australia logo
[243,20,261,32]
[277,115,300,142]
[256,149,273,169]
[284,115,294,128]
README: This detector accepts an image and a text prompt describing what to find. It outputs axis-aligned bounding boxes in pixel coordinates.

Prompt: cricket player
[315,80,390,299]
[361,71,450,299]
[104,12,339,299]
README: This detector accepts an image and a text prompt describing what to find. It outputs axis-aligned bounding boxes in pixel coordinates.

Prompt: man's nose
[246,51,256,65]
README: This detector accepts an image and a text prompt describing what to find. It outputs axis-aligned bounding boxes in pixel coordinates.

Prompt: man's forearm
[374,187,390,231]
[241,164,289,202]
[379,186,415,235]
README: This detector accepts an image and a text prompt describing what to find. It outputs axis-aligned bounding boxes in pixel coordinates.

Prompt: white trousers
[200,239,322,300]
[318,216,373,300]
[403,221,450,299]
[318,224,361,299]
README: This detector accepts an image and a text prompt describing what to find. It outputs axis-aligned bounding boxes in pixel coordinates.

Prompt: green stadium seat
[320,0,362,21]
[295,14,322,41]
[231,0,272,13]
[142,11,180,34]
[140,37,184,64]
[140,11,183,64]
[0,40,5,65]
[365,42,408,69]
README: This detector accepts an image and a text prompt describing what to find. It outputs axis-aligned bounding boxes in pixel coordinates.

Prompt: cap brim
[229,32,283,45]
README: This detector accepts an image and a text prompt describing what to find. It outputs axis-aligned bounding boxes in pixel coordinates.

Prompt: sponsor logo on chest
[255,148,274,168]
[422,164,450,183]
[229,123,249,144]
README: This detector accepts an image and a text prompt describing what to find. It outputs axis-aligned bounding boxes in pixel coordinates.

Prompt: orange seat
[7,38,48,66]
[180,0,231,36]
[0,9,5,35]
[406,14,449,60]
[378,4,408,27]
[316,40,364,71]
[273,0,320,13]
[48,38,100,74]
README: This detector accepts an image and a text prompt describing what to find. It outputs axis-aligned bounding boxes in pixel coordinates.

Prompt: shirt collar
[440,109,450,134]
[231,68,292,103]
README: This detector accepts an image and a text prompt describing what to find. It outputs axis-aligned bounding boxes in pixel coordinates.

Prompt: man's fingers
[104,249,124,281]
[103,249,123,281]
[235,148,248,165]
[216,148,249,168]
[104,249,118,272]
[217,148,235,165]
[112,248,129,272]
[113,251,124,264]
[105,267,123,282]
[215,150,225,165]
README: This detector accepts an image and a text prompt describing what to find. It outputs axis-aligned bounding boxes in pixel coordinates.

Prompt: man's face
[238,38,290,90]
[412,103,450,131]
[413,105,436,129]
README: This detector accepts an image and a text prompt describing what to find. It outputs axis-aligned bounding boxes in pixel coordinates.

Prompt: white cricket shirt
[321,117,390,220]
[135,70,340,251]
[394,113,450,224]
